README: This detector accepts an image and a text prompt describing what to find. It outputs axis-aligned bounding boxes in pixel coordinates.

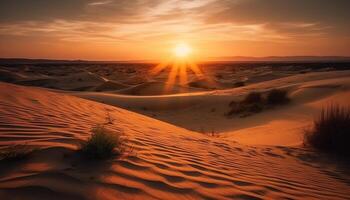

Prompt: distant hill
[0,58,88,65]
[1,56,350,65]
[210,56,350,62]
[0,58,154,65]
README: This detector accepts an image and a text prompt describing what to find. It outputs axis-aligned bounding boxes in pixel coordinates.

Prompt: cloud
[200,0,350,23]
[0,0,87,22]
[0,0,349,57]
[88,1,114,6]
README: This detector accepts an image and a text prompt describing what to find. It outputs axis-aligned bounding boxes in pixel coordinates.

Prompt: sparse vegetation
[227,92,263,117]
[0,145,35,161]
[227,89,290,117]
[304,104,350,156]
[266,89,290,105]
[80,125,126,159]
[243,92,263,104]
[227,101,263,116]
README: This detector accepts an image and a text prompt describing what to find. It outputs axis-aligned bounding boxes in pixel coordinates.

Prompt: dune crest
[0,83,349,199]
[74,71,350,146]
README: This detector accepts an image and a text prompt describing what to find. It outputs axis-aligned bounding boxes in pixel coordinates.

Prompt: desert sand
[74,70,350,146]
[0,67,350,199]
[1,0,350,198]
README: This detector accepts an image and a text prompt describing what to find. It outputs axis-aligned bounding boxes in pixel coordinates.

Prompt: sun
[173,43,192,58]
[150,42,214,93]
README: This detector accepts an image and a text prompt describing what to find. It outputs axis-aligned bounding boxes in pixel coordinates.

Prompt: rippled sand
[0,81,349,199]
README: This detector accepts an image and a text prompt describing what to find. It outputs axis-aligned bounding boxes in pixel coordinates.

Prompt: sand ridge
[0,82,349,199]
[74,71,350,146]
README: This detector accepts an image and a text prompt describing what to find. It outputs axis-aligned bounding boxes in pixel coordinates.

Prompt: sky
[0,0,349,61]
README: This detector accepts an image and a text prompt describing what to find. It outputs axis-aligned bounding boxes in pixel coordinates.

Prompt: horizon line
[1,55,350,64]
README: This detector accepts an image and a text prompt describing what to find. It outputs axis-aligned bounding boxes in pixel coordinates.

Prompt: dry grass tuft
[80,125,126,159]
[304,104,350,156]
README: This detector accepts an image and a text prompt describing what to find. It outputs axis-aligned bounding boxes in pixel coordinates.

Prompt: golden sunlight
[147,41,218,94]
[149,41,215,94]
[173,43,192,58]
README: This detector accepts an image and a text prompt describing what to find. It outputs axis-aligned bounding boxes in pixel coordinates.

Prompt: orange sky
[0,0,349,61]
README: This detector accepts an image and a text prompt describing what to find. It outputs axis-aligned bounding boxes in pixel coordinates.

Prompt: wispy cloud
[0,0,349,58]
[88,0,114,6]
[0,0,327,42]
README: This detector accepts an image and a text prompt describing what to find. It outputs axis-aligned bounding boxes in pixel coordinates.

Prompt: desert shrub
[266,89,289,105]
[243,92,263,104]
[245,103,264,113]
[227,90,291,117]
[227,101,241,116]
[0,145,35,161]
[304,104,350,155]
[227,92,264,116]
[80,125,126,159]
[228,102,263,115]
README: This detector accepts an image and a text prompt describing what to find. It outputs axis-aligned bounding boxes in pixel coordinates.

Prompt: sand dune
[93,80,129,92]
[74,70,350,146]
[0,82,349,199]
[117,81,205,95]
[188,78,224,89]
[0,69,25,83]
[13,71,106,91]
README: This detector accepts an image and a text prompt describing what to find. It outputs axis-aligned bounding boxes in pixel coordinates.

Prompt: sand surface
[0,64,333,95]
[0,81,350,199]
[74,70,350,146]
